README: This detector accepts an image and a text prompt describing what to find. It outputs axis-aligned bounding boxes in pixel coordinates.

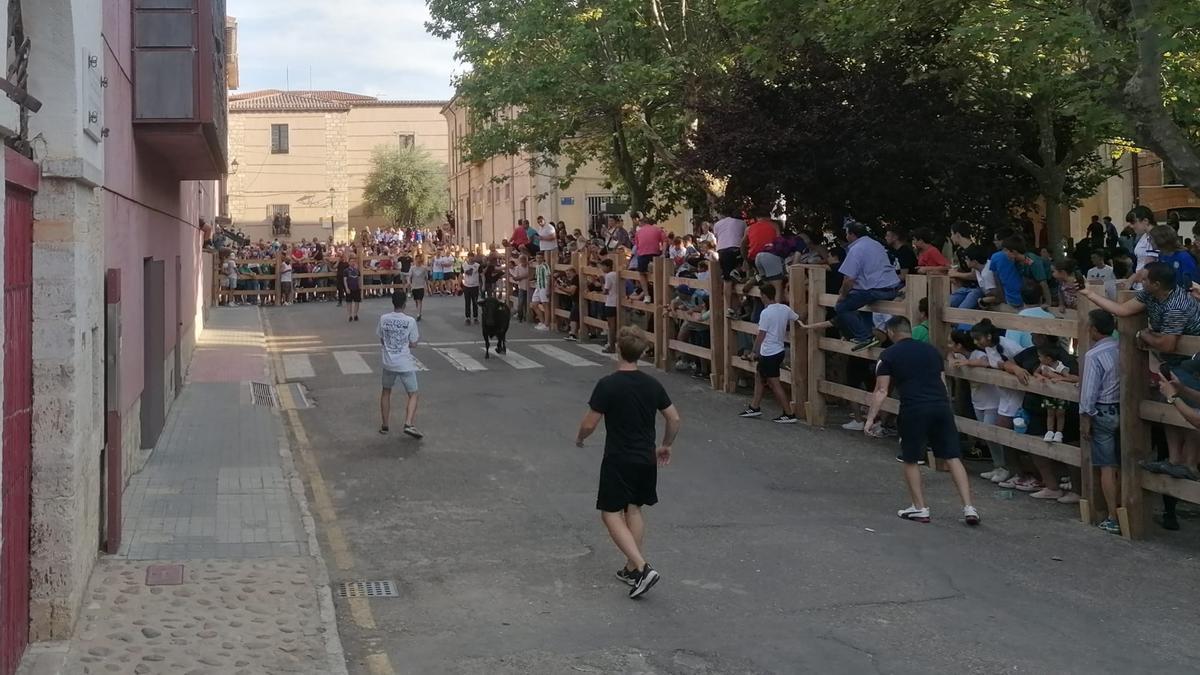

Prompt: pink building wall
[102,0,215,431]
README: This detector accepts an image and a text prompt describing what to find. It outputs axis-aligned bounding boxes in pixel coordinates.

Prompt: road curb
[262,308,350,675]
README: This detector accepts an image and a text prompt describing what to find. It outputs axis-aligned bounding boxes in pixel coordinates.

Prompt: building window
[268,205,290,235]
[398,133,415,149]
[271,124,289,154]
[267,204,290,218]
[505,182,512,201]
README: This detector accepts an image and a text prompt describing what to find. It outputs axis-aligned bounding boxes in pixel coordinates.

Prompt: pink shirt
[634,225,666,256]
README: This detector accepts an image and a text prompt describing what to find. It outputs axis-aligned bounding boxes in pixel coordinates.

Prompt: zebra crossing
[278,341,609,380]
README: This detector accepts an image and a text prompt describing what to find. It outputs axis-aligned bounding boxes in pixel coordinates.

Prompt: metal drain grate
[249,382,279,408]
[336,580,399,598]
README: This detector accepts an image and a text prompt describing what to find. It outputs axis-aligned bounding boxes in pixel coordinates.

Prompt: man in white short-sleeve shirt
[377,290,423,439]
[739,284,798,423]
[537,216,559,269]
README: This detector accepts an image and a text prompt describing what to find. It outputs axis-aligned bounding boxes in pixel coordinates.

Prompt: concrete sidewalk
[22,308,345,675]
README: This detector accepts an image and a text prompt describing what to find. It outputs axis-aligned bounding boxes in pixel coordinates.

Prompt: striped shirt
[1079,337,1120,415]
[1136,286,1200,336]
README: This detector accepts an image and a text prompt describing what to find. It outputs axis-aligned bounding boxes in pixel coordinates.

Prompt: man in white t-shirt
[1129,205,1158,290]
[738,284,799,423]
[537,216,559,269]
[462,254,481,324]
[600,258,619,353]
[377,291,423,439]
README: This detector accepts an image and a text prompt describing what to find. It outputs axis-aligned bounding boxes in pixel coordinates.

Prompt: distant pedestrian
[344,258,362,322]
[378,291,422,439]
[409,255,429,321]
[575,327,681,599]
[462,254,481,324]
[864,316,980,526]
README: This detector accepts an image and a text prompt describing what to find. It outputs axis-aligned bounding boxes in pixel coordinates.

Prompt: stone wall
[28,176,106,641]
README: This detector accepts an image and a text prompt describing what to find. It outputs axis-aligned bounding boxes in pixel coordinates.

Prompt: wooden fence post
[655,259,668,369]
[806,265,828,426]
[789,265,808,419]
[275,250,284,306]
[1076,285,1101,525]
[1117,290,1151,539]
[613,249,627,343]
[709,264,726,391]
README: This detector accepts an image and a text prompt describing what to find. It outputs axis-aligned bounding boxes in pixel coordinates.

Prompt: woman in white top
[948,329,1009,483]
[409,255,429,321]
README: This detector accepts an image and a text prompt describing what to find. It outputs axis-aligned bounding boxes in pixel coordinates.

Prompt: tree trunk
[1043,191,1067,255]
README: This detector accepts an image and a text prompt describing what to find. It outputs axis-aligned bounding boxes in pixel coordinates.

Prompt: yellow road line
[264,318,390,673]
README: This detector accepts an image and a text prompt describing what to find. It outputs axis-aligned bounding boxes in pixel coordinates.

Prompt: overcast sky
[228,0,460,100]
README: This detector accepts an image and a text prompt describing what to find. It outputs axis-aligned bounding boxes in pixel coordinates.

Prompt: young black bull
[479,296,511,358]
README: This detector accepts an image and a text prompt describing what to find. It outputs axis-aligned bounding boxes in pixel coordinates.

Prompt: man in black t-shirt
[885,225,919,278]
[864,316,980,526]
[576,327,682,599]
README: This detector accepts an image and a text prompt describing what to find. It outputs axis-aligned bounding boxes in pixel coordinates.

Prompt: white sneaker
[898,505,930,522]
[1052,431,1064,443]
[868,423,884,437]
[841,419,865,431]
[535,324,549,331]
[1043,431,1055,442]
[963,505,980,526]
[989,468,1011,484]
[980,469,997,480]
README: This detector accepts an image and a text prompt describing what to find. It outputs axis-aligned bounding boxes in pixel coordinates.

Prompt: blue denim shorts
[381,369,419,394]
[1089,403,1120,467]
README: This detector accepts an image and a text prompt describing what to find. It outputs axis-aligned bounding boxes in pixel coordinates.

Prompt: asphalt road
[264,293,1200,675]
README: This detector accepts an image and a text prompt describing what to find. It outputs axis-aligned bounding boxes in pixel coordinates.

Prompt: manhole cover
[249,381,279,407]
[336,580,398,598]
[145,564,184,586]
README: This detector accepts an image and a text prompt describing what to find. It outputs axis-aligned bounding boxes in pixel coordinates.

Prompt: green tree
[426,0,728,218]
[362,146,447,228]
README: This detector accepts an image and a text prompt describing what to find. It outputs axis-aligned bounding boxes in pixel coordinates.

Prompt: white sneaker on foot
[1043,431,1055,442]
[841,419,865,431]
[898,505,931,522]
[990,468,1011,484]
[963,505,980,526]
[1052,431,1064,443]
[980,469,997,480]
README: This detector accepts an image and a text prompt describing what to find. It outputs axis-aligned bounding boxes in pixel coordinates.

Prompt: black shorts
[898,405,962,464]
[601,306,617,319]
[525,243,540,256]
[412,288,425,301]
[636,254,659,273]
[718,248,742,280]
[757,351,785,378]
[596,456,658,512]
[347,288,362,303]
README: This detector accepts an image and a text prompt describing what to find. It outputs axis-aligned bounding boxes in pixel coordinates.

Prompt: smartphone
[1160,363,1174,380]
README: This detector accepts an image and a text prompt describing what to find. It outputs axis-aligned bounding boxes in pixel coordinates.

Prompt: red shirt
[917,246,949,268]
[510,226,529,247]
[746,219,777,260]
[291,248,304,261]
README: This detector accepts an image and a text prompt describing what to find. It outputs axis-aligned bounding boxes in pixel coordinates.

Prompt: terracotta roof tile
[229,89,450,112]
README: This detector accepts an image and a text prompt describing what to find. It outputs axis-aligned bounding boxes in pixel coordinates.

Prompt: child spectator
[1052,258,1084,310]
[1034,345,1079,442]
[532,252,551,331]
[1150,224,1199,289]
[1086,251,1118,301]
[911,297,931,342]
[913,228,949,273]
[949,329,1009,483]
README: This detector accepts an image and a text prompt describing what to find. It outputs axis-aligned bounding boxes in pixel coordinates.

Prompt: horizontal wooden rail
[948,362,1081,403]
[942,307,1077,338]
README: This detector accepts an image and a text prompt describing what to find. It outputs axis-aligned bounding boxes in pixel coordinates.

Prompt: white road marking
[410,355,429,372]
[490,348,542,370]
[282,353,315,379]
[333,351,372,375]
[433,347,487,372]
[577,343,617,360]
[531,344,599,367]
[276,338,570,353]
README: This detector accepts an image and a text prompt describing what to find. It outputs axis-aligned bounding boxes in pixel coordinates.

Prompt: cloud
[228,0,461,99]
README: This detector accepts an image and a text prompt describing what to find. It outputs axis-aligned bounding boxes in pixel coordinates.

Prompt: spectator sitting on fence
[1078,309,1124,532]
[884,225,919,280]
[948,223,980,310]
[913,228,950,274]
[799,221,901,352]
[738,284,799,424]
[989,233,1027,312]
[964,244,998,309]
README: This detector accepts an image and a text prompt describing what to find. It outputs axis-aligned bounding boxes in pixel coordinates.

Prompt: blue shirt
[1006,307,1056,349]
[990,251,1023,306]
[1159,250,1199,288]
[839,236,901,291]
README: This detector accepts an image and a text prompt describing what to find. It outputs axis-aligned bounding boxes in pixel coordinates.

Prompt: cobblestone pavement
[27,308,345,675]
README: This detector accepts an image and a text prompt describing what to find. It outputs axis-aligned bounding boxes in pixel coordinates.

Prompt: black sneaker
[1158,513,1181,531]
[895,453,928,465]
[628,564,660,599]
[615,567,637,587]
[565,334,578,342]
[379,426,389,435]
[773,414,798,424]
[403,425,424,439]
[739,406,762,418]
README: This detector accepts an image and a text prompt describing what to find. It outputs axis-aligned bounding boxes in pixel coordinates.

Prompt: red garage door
[1,148,38,675]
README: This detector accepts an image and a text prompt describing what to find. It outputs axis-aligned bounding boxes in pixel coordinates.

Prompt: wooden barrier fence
[211,249,1200,541]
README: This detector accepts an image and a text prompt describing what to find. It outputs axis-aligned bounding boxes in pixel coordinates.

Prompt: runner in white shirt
[377,290,423,439]
[462,255,481,324]
[738,284,799,423]
[537,216,559,269]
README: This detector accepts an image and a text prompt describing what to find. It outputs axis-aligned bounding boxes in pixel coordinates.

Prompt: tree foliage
[362,146,448,228]
[684,45,1037,230]
[426,0,728,218]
